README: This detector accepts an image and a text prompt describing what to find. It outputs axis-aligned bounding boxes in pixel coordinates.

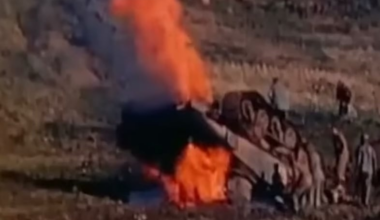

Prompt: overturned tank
[115,99,301,206]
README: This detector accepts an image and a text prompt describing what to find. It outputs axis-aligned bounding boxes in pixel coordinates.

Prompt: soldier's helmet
[363,133,369,140]
[361,133,369,144]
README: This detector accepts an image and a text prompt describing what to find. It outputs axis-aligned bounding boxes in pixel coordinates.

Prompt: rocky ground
[1,0,380,219]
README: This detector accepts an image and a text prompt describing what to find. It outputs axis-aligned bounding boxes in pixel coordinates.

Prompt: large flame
[111,0,212,103]
[111,0,231,206]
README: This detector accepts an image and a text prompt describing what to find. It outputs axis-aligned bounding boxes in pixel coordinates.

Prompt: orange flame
[111,0,212,103]
[111,0,231,206]
[144,144,230,207]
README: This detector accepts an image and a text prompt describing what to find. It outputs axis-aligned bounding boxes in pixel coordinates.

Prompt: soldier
[272,164,285,193]
[291,139,313,212]
[355,133,377,206]
[331,127,350,196]
[335,81,352,118]
[304,139,325,208]
[268,77,290,120]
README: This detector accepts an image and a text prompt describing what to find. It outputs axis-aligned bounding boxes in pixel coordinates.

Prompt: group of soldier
[267,77,378,210]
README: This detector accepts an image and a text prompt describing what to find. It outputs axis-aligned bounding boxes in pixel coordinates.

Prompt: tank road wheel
[283,125,297,149]
[255,109,269,137]
[270,115,283,141]
[240,99,256,124]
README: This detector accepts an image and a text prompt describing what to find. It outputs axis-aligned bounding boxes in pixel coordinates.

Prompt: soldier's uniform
[305,143,325,208]
[272,163,288,208]
[272,164,285,195]
[335,81,352,117]
[292,144,313,212]
[355,134,377,206]
[332,128,350,187]
[268,78,290,120]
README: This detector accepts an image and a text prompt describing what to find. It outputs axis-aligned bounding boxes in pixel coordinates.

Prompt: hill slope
[183,0,380,112]
[0,0,379,219]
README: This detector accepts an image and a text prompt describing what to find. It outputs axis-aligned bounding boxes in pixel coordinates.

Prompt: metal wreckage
[115,90,332,212]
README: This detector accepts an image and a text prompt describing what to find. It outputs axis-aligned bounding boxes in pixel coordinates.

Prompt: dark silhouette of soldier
[335,81,352,118]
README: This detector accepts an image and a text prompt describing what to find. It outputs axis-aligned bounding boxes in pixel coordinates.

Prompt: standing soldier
[292,139,313,212]
[304,139,325,208]
[272,163,286,201]
[268,77,290,120]
[335,81,352,118]
[331,127,350,198]
[355,133,377,206]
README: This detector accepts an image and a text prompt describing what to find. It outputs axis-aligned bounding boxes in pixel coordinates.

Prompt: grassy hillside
[0,0,379,219]
[183,0,380,112]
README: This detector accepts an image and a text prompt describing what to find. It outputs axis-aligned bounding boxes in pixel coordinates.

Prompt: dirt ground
[0,142,379,220]
[1,0,380,219]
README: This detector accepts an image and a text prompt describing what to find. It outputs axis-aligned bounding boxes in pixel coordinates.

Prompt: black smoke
[116,102,229,175]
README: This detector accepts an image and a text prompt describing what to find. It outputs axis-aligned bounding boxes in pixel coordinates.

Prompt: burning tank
[111,0,304,209]
[116,100,302,207]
